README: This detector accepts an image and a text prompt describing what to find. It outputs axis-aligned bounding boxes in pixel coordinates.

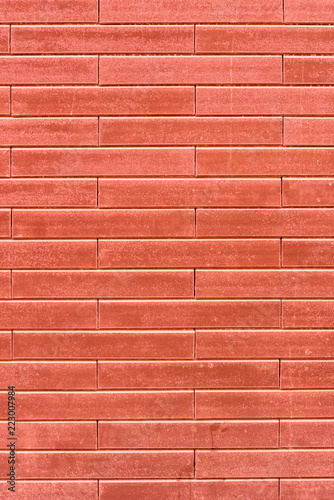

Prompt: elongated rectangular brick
[0,27,9,53]
[0,481,98,499]
[0,301,96,329]
[283,300,334,328]
[196,390,334,418]
[0,272,10,298]
[12,25,194,54]
[0,179,96,207]
[0,56,97,84]
[12,271,194,299]
[100,0,282,22]
[281,480,334,500]
[196,87,334,116]
[285,57,334,84]
[99,239,280,268]
[196,270,334,298]
[0,451,194,479]
[12,87,195,117]
[196,148,334,176]
[98,421,278,449]
[14,330,194,359]
[281,361,334,389]
[284,118,334,146]
[196,450,334,479]
[0,0,98,22]
[0,391,194,419]
[196,25,334,54]
[12,148,195,177]
[99,179,281,208]
[197,209,334,237]
[0,150,9,177]
[99,361,278,389]
[284,178,334,207]
[13,210,195,238]
[0,422,96,450]
[100,56,282,85]
[0,210,11,237]
[100,300,280,328]
[0,119,98,147]
[0,240,97,269]
[0,361,96,390]
[0,88,10,115]
[100,118,282,146]
[281,421,334,448]
[283,239,334,267]
[0,332,10,359]
[196,330,334,359]
[284,0,334,22]
[99,480,278,500]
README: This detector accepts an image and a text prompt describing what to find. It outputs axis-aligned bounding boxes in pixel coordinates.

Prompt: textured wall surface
[1,0,334,498]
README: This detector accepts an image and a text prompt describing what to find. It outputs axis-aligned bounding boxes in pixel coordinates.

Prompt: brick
[0,332,10,360]
[0,301,96,329]
[100,480,278,500]
[196,450,334,478]
[196,330,334,359]
[12,148,194,177]
[196,25,334,54]
[14,330,194,359]
[0,391,193,420]
[283,239,334,267]
[281,480,334,500]
[284,0,334,22]
[0,240,97,269]
[12,271,194,299]
[0,179,96,207]
[0,0,98,22]
[99,179,281,208]
[0,149,10,177]
[0,27,9,53]
[0,88,10,115]
[0,119,98,147]
[12,25,194,54]
[0,361,96,390]
[0,56,97,84]
[13,210,195,238]
[0,272,10,298]
[99,239,280,268]
[196,148,334,176]
[284,118,334,146]
[281,361,334,389]
[99,56,282,85]
[0,481,98,500]
[100,0,282,22]
[0,210,11,237]
[99,300,280,328]
[0,451,194,480]
[99,118,282,146]
[196,390,334,418]
[0,422,96,450]
[196,87,334,116]
[12,87,195,117]
[283,300,334,328]
[281,421,334,448]
[98,361,279,389]
[98,421,278,449]
[285,57,334,84]
[284,178,334,207]
[197,209,334,237]
[196,270,334,298]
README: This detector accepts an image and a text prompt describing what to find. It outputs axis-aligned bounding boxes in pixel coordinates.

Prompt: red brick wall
[1,1,334,498]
